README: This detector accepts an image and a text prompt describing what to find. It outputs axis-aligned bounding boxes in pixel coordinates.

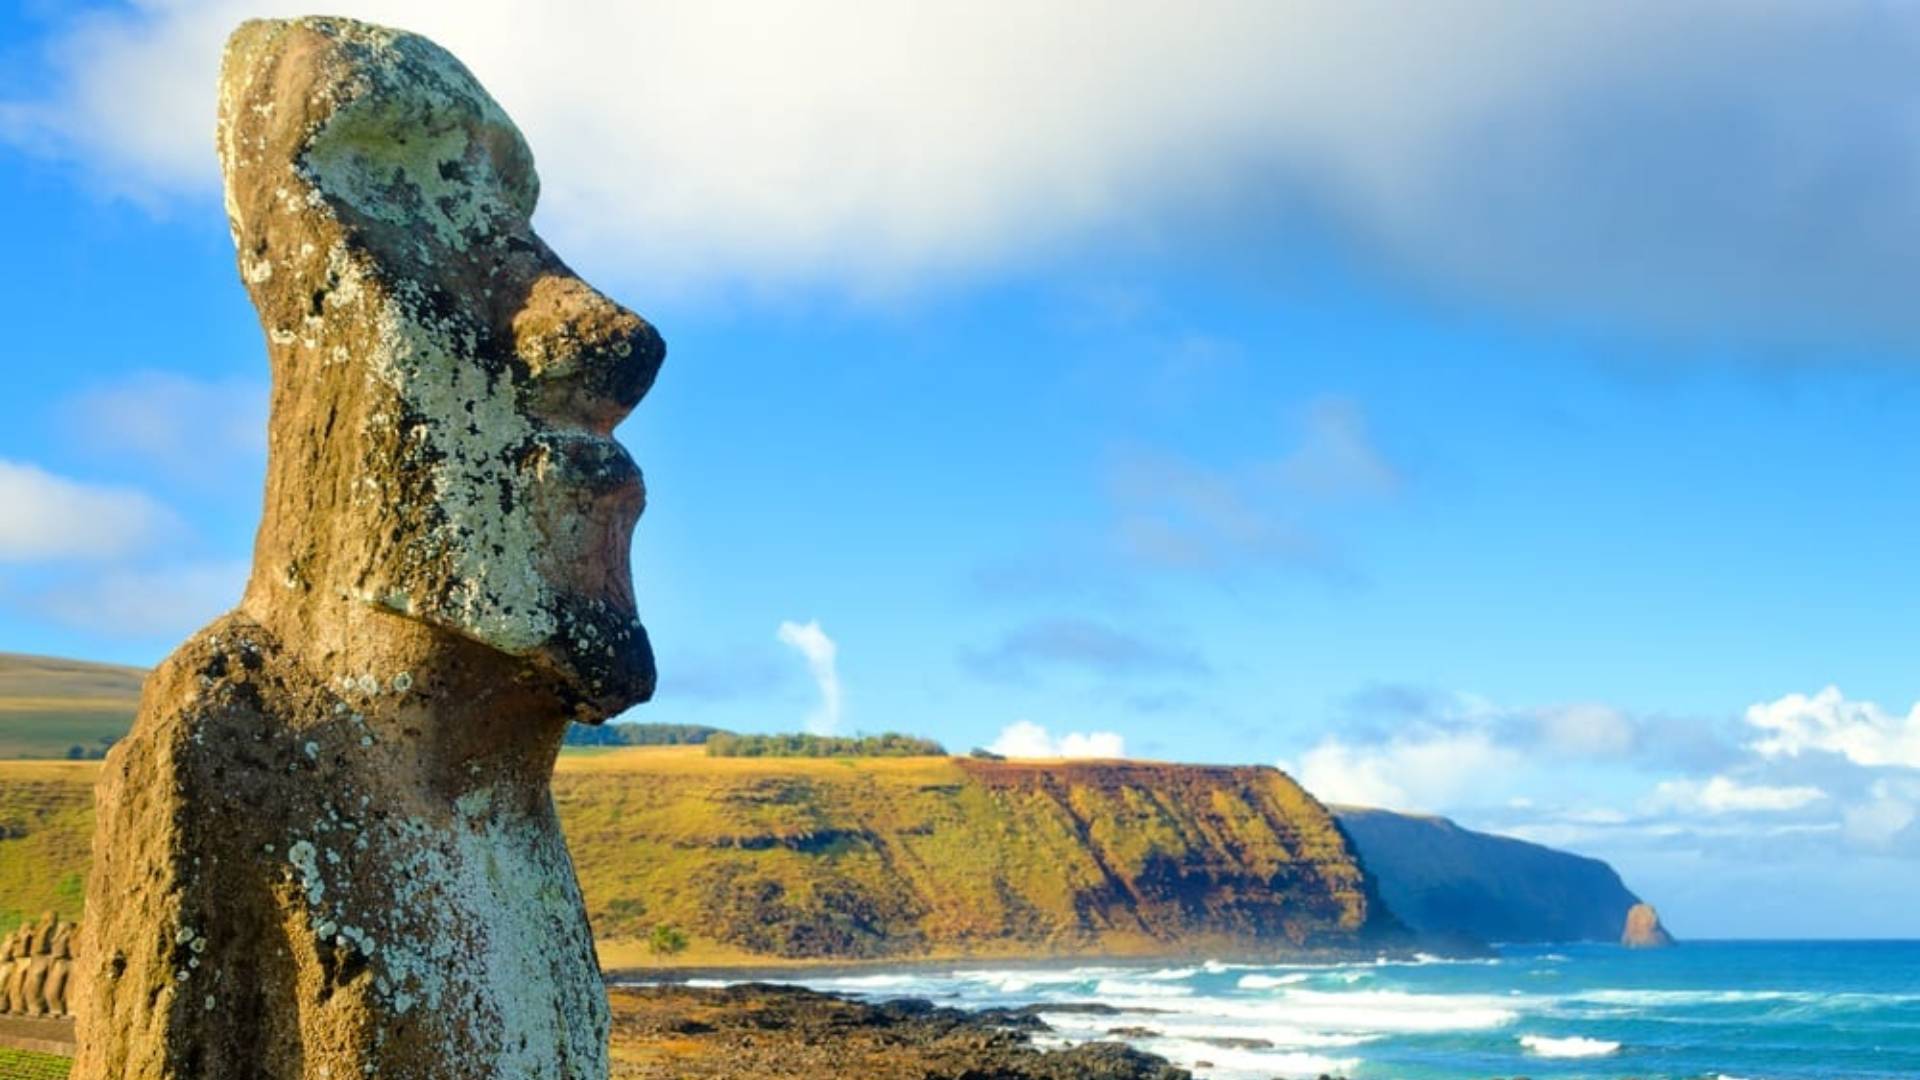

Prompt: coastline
[604,941,1463,984]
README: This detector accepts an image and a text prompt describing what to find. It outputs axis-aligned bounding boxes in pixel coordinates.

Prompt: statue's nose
[513,273,664,433]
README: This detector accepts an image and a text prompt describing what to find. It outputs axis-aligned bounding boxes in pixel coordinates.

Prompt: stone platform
[0,1016,73,1057]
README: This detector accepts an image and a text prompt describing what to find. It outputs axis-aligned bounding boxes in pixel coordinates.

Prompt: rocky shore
[607,982,1196,1079]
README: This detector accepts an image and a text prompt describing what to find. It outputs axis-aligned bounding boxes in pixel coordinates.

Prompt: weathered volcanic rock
[1621,902,1676,948]
[73,16,662,1079]
[605,983,1193,1080]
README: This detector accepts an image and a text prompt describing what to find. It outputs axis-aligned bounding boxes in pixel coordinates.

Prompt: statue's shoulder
[109,612,316,799]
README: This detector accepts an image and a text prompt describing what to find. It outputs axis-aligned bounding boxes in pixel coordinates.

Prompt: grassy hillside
[1334,805,1640,943]
[0,748,1397,966]
[0,760,94,934]
[557,749,1395,967]
[0,653,144,759]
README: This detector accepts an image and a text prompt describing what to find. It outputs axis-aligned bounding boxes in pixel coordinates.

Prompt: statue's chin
[529,611,656,724]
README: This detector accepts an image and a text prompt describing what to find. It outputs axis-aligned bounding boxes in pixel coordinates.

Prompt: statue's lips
[529,429,644,506]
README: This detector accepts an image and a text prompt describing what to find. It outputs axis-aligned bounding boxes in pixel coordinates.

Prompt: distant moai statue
[0,923,24,1013]
[0,913,77,1018]
[73,16,663,1080]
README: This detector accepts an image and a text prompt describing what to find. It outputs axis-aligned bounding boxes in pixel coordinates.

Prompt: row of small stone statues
[0,912,76,1019]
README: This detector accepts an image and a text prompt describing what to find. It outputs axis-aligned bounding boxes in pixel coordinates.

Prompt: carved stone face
[219,19,661,718]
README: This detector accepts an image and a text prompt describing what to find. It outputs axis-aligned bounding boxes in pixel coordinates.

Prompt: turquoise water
[763,942,1920,1079]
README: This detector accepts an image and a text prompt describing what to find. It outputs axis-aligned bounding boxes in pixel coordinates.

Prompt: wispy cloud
[1271,397,1401,499]
[658,644,793,704]
[961,617,1207,684]
[0,459,178,562]
[30,558,246,639]
[776,619,842,735]
[1104,395,1400,581]
[62,371,266,483]
[989,720,1125,760]
[1843,778,1920,854]
[8,3,1920,345]
[1646,775,1827,816]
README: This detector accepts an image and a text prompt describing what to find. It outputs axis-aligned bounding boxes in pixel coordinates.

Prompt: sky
[4,0,1920,938]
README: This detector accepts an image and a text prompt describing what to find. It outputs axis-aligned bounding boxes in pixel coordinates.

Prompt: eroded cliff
[1334,805,1641,944]
[555,750,1404,963]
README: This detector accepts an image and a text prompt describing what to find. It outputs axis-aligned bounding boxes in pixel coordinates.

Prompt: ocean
[707,941,1920,1079]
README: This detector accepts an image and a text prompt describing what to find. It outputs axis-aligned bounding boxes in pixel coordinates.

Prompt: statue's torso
[72,615,610,1080]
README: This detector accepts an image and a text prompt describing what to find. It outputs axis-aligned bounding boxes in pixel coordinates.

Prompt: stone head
[218,18,661,720]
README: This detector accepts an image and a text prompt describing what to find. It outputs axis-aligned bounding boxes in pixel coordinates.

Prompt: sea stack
[1621,902,1676,948]
[73,16,663,1078]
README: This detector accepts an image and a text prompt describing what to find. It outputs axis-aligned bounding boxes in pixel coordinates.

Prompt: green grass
[0,1047,72,1079]
[0,747,1383,969]
[552,748,1377,966]
[0,653,143,759]
[0,761,96,934]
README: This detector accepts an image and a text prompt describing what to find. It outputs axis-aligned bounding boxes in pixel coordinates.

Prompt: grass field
[0,745,1380,967]
[0,654,143,760]
[0,1047,71,1079]
[0,760,94,934]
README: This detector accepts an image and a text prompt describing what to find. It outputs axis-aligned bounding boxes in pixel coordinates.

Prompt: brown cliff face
[549,750,1406,965]
[1621,902,1676,948]
[957,760,1394,949]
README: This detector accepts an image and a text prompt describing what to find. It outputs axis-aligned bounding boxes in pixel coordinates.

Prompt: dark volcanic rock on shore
[607,983,1191,1079]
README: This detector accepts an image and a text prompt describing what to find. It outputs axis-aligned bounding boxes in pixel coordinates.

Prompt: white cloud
[1843,779,1920,853]
[1745,687,1920,768]
[1288,730,1522,812]
[64,372,266,478]
[0,459,177,561]
[1533,703,1639,759]
[33,558,247,638]
[776,619,841,735]
[9,3,1920,344]
[1647,775,1827,815]
[988,720,1125,760]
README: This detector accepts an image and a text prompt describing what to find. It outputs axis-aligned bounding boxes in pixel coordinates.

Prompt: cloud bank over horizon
[1285,685,1920,883]
[7,2,1920,347]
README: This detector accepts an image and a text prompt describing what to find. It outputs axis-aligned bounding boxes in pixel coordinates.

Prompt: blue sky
[6,1,1920,937]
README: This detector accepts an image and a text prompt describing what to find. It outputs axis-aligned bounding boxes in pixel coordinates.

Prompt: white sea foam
[1141,965,1204,981]
[1246,988,1522,1032]
[1578,988,1808,1006]
[1035,1009,1375,1049]
[814,973,928,990]
[1138,1039,1361,1080]
[1237,972,1310,989]
[1093,978,1197,999]
[1520,1034,1621,1058]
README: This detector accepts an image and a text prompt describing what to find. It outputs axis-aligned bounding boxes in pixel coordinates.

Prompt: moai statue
[74,16,662,1080]
[45,920,74,1017]
[3,923,35,1014]
[22,913,54,1017]
[0,927,20,1014]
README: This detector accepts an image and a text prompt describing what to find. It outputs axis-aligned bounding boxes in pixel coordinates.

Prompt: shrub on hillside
[564,722,728,748]
[648,923,689,956]
[704,732,946,758]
